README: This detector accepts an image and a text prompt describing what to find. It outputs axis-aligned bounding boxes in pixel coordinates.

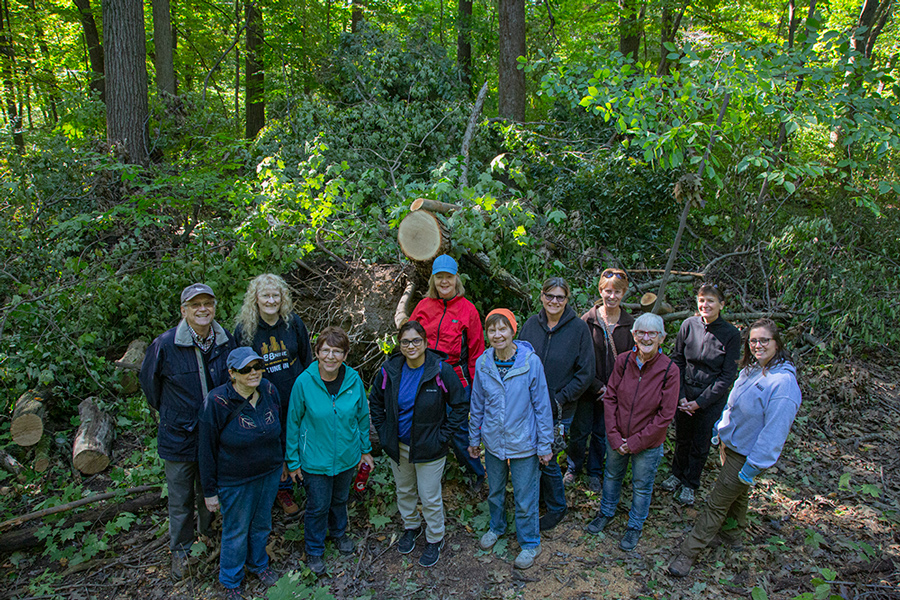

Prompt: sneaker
[585,513,612,534]
[419,538,444,568]
[255,566,279,587]
[223,586,243,600]
[675,486,695,506]
[335,535,356,555]
[306,554,326,576]
[563,470,576,486]
[588,475,602,493]
[398,527,422,554]
[276,490,301,518]
[514,545,542,569]
[668,553,694,577]
[619,528,642,551]
[171,553,187,581]
[659,475,681,492]
[479,530,500,550]
[539,509,566,531]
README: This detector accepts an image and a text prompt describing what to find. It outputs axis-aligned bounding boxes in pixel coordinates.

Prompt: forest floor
[2,355,899,600]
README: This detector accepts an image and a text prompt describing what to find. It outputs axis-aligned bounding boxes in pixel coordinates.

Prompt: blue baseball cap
[227,347,264,370]
[431,254,458,275]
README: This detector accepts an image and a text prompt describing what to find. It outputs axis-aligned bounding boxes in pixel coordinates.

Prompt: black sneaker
[619,527,642,551]
[539,508,566,531]
[335,535,356,555]
[398,527,422,554]
[306,554,326,576]
[586,513,612,534]
[418,538,444,568]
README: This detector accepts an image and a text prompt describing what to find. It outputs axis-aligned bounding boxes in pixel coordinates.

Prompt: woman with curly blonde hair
[235,273,313,518]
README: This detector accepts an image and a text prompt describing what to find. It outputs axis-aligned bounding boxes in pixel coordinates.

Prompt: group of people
[139,255,802,599]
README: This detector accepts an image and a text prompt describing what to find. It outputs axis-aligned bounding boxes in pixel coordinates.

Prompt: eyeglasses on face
[602,270,627,280]
[542,292,568,303]
[633,330,660,339]
[748,337,772,346]
[318,349,346,357]
[186,301,215,310]
[400,337,425,348]
[259,293,281,301]
[236,362,265,374]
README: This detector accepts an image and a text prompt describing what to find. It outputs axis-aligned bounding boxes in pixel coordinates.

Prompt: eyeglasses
[186,301,215,310]
[400,338,424,348]
[318,349,346,357]
[633,330,660,339]
[235,362,265,374]
[602,270,627,280]
[748,337,772,346]
[542,292,568,303]
[259,293,280,301]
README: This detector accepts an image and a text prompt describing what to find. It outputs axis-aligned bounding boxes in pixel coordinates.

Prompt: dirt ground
[2,358,899,600]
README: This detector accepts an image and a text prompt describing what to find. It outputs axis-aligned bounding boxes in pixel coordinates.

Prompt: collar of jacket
[306,362,357,394]
[538,305,577,331]
[630,346,664,369]
[383,348,447,380]
[257,316,285,330]
[174,319,230,348]
[481,341,534,380]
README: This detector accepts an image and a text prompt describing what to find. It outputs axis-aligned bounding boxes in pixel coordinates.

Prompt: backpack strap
[435,361,448,394]
[380,367,388,390]
[223,396,252,432]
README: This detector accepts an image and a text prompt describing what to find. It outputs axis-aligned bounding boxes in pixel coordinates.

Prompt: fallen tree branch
[460,81,490,189]
[662,311,793,323]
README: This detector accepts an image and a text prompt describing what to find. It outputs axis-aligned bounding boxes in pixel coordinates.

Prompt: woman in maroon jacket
[585,312,679,551]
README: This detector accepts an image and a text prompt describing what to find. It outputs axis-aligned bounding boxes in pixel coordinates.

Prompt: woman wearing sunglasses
[285,327,374,576]
[519,277,595,531]
[199,347,284,599]
[669,319,801,577]
[369,320,468,568]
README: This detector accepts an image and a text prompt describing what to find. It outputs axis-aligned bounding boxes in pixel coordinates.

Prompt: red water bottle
[354,463,372,492]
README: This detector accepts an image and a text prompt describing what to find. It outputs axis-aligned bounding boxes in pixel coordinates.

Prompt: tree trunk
[103,0,149,165]
[72,397,116,475]
[398,210,450,262]
[0,0,23,152]
[457,0,473,89]
[656,0,688,77]
[351,0,364,32]
[72,0,105,102]
[152,0,176,96]
[245,0,264,139]
[11,390,47,447]
[29,0,59,123]
[498,0,525,122]
[618,0,641,61]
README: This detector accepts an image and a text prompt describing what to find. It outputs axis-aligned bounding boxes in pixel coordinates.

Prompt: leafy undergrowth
[2,357,899,600]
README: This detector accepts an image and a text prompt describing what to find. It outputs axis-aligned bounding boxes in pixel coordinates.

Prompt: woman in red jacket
[409,254,485,485]
[585,312,679,551]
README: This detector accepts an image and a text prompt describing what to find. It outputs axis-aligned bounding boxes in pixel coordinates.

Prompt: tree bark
[245,0,264,139]
[498,0,525,122]
[114,339,148,394]
[103,0,149,165]
[72,397,116,475]
[618,0,641,61]
[457,0,473,89]
[72,0,105,102]
[152,0,176,96]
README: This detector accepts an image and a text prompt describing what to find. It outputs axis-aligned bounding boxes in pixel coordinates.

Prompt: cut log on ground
[33,434,52,473]
[11,390,48,447]
[409,198,458,215]
[398,209,450,262]
[114,339,147,394]
[0,488,163,552]
[394,279,416,329]
[72,397,116,475]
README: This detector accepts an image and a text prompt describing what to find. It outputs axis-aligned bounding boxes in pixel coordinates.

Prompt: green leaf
[751,587,768,600]
[838,472,852,490]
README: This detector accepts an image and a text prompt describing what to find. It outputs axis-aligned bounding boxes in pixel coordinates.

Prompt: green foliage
[266,570,336,600]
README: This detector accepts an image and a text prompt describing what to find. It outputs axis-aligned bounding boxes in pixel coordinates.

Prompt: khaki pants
[681,446,750,559]
[390,443,446,543]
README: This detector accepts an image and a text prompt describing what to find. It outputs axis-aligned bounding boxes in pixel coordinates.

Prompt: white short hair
[633,313,665,336]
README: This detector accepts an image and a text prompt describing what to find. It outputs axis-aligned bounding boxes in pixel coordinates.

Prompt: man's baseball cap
[181,283,216,304]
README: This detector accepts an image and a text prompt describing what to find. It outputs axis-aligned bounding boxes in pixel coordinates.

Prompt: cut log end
[10,416,43,447]
[398,210,449,262]
[72,451,110,475]
[72,397,115,475]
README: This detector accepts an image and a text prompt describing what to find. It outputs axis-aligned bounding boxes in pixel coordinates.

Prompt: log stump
[72,398,115,475]
[398,210,450,263]
[11,390,48,447]
[114,339,147,395]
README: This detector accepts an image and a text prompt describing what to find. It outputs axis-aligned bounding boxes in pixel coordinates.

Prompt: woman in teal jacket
[286,326,373,576]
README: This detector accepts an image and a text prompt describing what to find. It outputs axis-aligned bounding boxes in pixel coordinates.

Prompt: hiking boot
[255,566,279,587]
[419,538,444,568]
[619,528,642,551]
[479,530,500,550]
[306,554,326,576]
[539,509,566,531]
[563,470,576,486]
[335,535,356,555]
[514,545,542,569]
[668,553,694,577]
[675,486,695,506]
[586,513,612,534]
[659,475,681,492]
[588,475,602,493]
[171,553,188,581]
[276,490,301,518]
[398,527,422,554]
[222,586,243,600]
[709,533,743,551]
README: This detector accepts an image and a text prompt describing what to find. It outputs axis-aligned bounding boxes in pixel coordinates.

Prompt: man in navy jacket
[140,283,236,580]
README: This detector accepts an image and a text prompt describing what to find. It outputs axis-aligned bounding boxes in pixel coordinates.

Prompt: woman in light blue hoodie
[468,309,554,570]
[669,319,802,577]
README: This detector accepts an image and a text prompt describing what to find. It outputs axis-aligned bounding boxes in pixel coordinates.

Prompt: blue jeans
[218,467,280,588]
[448,387,485,479]
[599,442,664,530]
[484,452,540,550]
[303,467,355,556]
[566,396,606,477]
